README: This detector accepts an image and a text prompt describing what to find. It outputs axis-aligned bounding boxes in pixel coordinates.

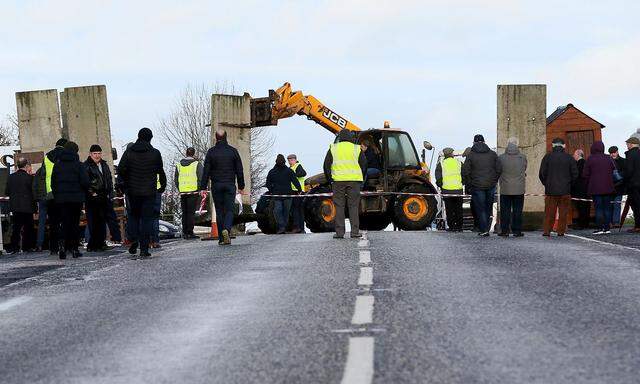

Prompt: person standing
[35,138,67,254]
[497,138,527,237]
[118,128,166,258]
[571,149,590,229]
[583,141,616,234]
[51,142,89,259]
[435,148,464,232]
[323,129,367,239]
[267,154,302,234]
[84,145,114,252]
[625,137,640,233]
[6,158,36,253]
[199,129,245,246]
[609,146,626,227]
[539,138,579,237]
[175,147,203,239]
[461,134,501,237]
[287,154,306,233]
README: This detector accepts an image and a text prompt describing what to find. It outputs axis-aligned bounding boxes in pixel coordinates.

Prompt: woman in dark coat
[583,141,616,234]
[51,141,89,259]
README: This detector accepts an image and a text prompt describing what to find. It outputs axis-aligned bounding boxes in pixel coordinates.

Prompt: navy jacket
[51,150,90,203]
[200,139,245,190]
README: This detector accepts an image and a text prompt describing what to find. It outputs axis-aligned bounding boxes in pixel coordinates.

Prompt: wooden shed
[546,104,605,157]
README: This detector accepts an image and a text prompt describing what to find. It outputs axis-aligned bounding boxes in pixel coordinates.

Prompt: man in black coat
[84,144,114,251]
[539,138,579,236]
[51,141,90,259]
[6,157,36,253]
[624,137,640,233]
[118,128,167,258]
[199,129,245,245]
[267,154,302,234]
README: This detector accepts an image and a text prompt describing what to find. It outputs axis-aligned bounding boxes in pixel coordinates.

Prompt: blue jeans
[212,183,236,236]
[273,198,292,233]
[612,194,623,225]
[152,193,161,243]
[471,187,496,233]
[593,194,613,231]
[37,200,47,248]
[127,195,155,252]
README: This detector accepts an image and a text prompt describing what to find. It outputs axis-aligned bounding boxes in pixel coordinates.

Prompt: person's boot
[221,229,231,245]
[139,249,152,259]
[72,249,83,258]
[128,241,139,255]
[58,249,66,260]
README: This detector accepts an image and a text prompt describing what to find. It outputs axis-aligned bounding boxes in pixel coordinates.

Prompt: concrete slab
[15,89,63,167]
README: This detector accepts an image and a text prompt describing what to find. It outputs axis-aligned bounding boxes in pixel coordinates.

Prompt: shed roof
[546,103,605,128]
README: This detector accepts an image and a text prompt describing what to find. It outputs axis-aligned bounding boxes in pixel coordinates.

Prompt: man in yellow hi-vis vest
[323,129,367,239]
[174,147,203,239]
[287,154,307,233]
[435,147,464,232]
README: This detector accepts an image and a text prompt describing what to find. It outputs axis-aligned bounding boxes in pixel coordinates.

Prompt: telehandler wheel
[360,214,392,231]
[255,195,278,234]
[304,187,336,233]
[392,184,437,231]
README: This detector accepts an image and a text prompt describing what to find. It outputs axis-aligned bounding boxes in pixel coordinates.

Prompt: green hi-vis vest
[290,162,305,191]
[330,142,363,182]
[44,156,55,194]
[157,175,161,191]
[177,162,198,193]
[441,157,463,191]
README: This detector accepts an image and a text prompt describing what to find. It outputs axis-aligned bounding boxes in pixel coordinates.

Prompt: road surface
[2,230,640,383]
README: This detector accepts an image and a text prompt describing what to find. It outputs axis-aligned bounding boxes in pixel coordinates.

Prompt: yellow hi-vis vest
[177,162,198,192]
[157,175,161,191]
[290,162,305,191]
[330,142,363,182]
[441,157,463,191]
[44,156,55,194]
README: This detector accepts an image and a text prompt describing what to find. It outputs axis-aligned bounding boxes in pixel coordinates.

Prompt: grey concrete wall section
[211,93,252,211]
[60,85,114,170]
[497,85,547,216]
[15,89,62,157]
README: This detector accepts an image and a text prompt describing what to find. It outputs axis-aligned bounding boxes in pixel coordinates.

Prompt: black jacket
[51,150,90,203]
[84,157,114,200]
[199,140,245,190]
[572,158,588,198]
[267,164,302,195]
[364,147,382,170]
[461,142,502,190]
[323,130,367,183]
[118,139,166,197]
[174,157,203,190]
[613,156,626,194]
[539,147,579,196]
[625,147,640,190]
[6,169,36,213]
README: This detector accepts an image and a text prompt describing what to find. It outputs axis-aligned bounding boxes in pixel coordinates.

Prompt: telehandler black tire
[304,186,336,233]
[392,184,437,231]
[256,195,278,234]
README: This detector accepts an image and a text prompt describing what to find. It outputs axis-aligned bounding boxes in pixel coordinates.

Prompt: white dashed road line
[358,240,370,248]
[341,337,375,384]
[0,296,32,312]
[358,267,373,286]
[351,295,374,325]
[359,250,371,264]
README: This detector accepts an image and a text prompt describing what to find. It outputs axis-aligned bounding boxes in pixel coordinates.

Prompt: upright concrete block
[15,89,62,156]
[60,85,114,170]
[211,93,253,213]
[497,85,547,229]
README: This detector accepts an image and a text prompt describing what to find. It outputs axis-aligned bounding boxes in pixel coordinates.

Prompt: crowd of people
[436,132,640,237]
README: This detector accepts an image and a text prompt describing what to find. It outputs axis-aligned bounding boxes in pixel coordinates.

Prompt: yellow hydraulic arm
[268,82,361,134]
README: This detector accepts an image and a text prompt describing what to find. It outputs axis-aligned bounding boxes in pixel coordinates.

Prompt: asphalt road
[2,230,640,383]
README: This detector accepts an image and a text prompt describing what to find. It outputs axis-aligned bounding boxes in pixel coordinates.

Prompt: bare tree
[0,113,19,146]
[157,83,274,218]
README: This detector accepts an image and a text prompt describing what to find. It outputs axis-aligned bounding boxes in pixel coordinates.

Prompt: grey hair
[507,137,519,146]
[16,157,29,169]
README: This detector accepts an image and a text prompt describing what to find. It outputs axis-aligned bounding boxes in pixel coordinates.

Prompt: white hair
[507,137,519,146]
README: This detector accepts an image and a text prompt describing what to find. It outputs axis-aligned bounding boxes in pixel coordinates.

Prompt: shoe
[593,230,604,235]
[276,230,286,235]
[58,250,66,260]
[221,229,231,245]
[333,234,344,239]
[128,242,139,255]
[557,233,565,237]
[542,233,550,237]
[72,249,83,258]
[497,232,509,237]
[513,232,524,237]
[350,233,363,238]
[478,232,490,237]
[154,242,162,249]
[139,251,152,259]
[602,230,611,234]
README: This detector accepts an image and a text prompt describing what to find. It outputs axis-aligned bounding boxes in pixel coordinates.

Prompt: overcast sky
[1,0,639,173]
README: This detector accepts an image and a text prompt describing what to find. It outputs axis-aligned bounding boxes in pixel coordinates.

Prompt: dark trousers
[127,195,155,252]
[290,195,305,232]
[443,195,463,230]
[86,199,107,250]
[332,181,361,236]
[47,200,62,251]
[58,202,82,252]
[273,198,292,233]
[471,187,495,233]
[544,195,571,235]
[11,212,34,251]
[105,200,122,242]
[500,194,524,234]
[152,193,161,243]
[181,194,198,236]
[574,199,591,229]
[212,183,236,236]
[36,200,47,248]
[628,187,640,229]
[593,194,613,231]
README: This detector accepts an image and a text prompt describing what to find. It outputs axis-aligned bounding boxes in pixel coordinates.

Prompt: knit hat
[138,127,153,142]
[56,138,68,147]
[276,154,286,165]
[473,134,485,143]
[89,144,102,153]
